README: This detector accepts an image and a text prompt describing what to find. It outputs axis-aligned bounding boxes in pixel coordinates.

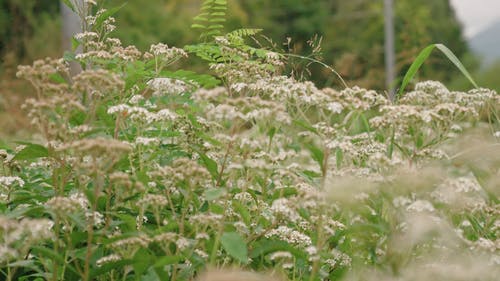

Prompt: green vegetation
[0,0,474,89]
[0,1,498,281]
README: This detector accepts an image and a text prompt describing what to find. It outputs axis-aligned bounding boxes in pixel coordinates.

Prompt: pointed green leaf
[397,43,478,100]
[89,260,134,279]
[221,232,248,264]
[31,246,79,276]
[13,143,48,161]
[95,3,127,28]
[62,0,76,12]
[198,152,219,180]
[49,73,66,84]
[211,12,226,16]
[335,148,343,169]
[204,188,226,201]
[71,37,80,51]
[208,24,224,29]
[152,256,183,268]
[306,143,324,170]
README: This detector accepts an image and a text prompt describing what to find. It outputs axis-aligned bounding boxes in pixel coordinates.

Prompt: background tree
[0,0,60,137]
[0,0,478,91]
[237,0,471,90]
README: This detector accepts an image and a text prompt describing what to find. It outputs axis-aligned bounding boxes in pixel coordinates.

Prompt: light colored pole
[384,0,396,100]
[60,0,83,76]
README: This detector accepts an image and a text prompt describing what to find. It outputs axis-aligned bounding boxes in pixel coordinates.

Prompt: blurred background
[1,0,499,137]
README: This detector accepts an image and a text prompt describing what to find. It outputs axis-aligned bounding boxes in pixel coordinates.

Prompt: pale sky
[450,0,500,38]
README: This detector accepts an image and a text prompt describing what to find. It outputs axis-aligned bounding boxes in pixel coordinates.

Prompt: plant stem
[52,216,60,281]
[309,145,329,281]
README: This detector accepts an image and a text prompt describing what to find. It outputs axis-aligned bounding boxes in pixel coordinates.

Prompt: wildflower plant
[1,1,499,281]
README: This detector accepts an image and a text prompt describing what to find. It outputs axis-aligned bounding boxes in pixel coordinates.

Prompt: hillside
[469,20,500,66]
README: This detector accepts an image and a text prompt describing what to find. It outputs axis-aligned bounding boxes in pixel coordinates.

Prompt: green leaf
[208,18,226,23]
[49,73,66,84]
[387,128,395,159]
[95,3,127,28]
[306,143,324,171]
[232,201,251,225]
[208,24,224,30]
[191,24,207,29]
[204,188,226,201]
[210,12,226,16]
[271,187,297,200]
[71,37,80,52]
[415,132,424,149]
[5,205,45,219]
[160,69,220,88]
[142,268,162,281]
[152,255,183,268]
[198,152,219,180]
[397,43,478,100]
[268,127,277,141]
[31,246,79,276]
[193,16,209,22]
[335,148,343,169]
[62,0,76,12]
[89,259,134,279]
[250,239,304,259]
[63,51,76,62]
[13,143,48,161]
[133,248,154,279]
[293,120,317,133]
[220,232,248,264]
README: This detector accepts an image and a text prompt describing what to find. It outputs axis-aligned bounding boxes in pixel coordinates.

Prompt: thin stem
[6,266,12,281]
[283,53,348,88]
[309,145,329,281]
[52,216,60,281]
[83,165,102,281]
[216,139,234,187]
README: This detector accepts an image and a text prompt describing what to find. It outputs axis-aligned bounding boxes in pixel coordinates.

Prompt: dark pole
[384,0,396,100]
[60,0,83,76]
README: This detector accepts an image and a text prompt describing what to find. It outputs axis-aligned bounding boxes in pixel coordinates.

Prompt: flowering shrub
[1,1,499,281]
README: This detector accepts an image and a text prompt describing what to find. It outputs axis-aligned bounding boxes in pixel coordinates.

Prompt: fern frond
[192,0,227,40]
[224,28,263,48]
[226,28,263,39]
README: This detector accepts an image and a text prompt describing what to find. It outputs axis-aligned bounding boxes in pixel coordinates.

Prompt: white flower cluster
[406,200,435,213]
[265,226,312,246]
[0,216,53,263]
[0,176,25,187]
[431,176,486,210]
[270,198,301,221]
[149,44,187,58]
[135,137,161,147]
[269,251,293,261]
[147,78,193,96]
[137,194,168,208]
[107,104,178,123]
[96,254,122,267]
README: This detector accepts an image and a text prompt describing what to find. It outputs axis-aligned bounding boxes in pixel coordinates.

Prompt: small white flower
[135,137,160,146]
[326,102,343,114]
[0,176,25,187]
[96,254,122,267]
[407,200,435,213]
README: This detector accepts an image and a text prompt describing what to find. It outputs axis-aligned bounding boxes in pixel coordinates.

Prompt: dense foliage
[0,0,473,89]
[100,0,472,89]
[1,1,499,281]
[0,0,60,64]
